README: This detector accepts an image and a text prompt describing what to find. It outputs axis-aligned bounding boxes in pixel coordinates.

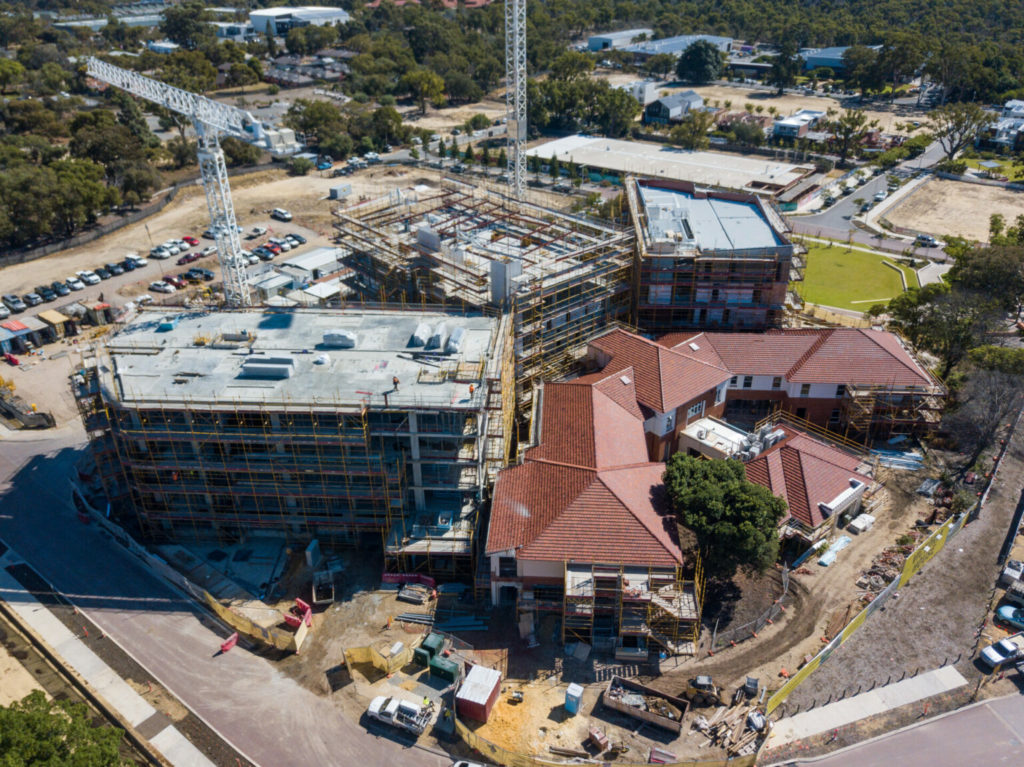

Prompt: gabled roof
[525,370,647,470]
[487,365,686,566]
[590,329,731,413]
[692,329,935,388]
[744,427,871,529]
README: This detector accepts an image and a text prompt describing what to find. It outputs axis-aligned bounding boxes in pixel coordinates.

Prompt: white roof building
[249,6,350,36]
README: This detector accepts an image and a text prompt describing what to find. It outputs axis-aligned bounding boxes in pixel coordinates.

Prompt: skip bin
[421,632,445,658]
[429,655,459,683]
[414,647,431,667]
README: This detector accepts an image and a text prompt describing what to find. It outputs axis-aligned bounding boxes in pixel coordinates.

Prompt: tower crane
[85,57,298,307]
[504,0,527,199]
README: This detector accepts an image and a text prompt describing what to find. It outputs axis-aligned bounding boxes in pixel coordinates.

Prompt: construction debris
[603,676,689,733]
[690,701,767,756]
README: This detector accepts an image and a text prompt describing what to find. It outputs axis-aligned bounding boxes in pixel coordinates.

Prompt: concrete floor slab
[149,725,217,767]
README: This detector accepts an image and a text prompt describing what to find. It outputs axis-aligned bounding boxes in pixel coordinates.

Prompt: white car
[269,237,291,252]
[201,246,217,257]
[248,226,267,238]
[245,253,260,265]
[150,246,171,259]
[149,281,176,294]
[66,276,85,291]
[270,208,292,222]
[873,190,888,202]
[126,253,148,267]
[160,242,181,255]
[77,270,101,285]
[135,294,153,305]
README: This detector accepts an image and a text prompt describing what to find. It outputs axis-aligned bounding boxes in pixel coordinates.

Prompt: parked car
[269,237,292,252]
[177,252,201,265]
[150,246,172,259]
[2,294,27,312]
[120,258,138,272]
[94,267,112,280]
[915,234,939,248]
[182,235,199,246]
[200,246,217,257]
[997,606,1024,631]
[126,253,147,267]
[50,281,71,297]
[264,242,282,255]
[21,292,43,307]
[254,247,274,261]
[270,208,292,222]
[149,281,175,294]
[160,241,181,256]
[164,274,187,289]
[873,190,888,202]
[0,305,9,320]
[183,269,205,283]
[35,285,57,302]
[287,233,307,245]
[66,276,85,291]
[247,226,268,239]
[105,262,125,276]
[77,270,101,285]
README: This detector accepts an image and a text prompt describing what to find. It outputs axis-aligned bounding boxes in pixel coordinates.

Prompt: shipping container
[456,664,502,723]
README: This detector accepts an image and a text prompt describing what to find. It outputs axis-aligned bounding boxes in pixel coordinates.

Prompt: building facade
[75,308,514,580]
[628,178,795,333]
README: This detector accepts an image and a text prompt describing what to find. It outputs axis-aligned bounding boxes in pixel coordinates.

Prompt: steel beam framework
[504,0,527,199]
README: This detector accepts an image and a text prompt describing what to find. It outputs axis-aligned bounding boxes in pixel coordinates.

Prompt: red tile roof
[590,329,731,413]
[488,366,685,566]
[686,329,934,388]
[744,427,872,529]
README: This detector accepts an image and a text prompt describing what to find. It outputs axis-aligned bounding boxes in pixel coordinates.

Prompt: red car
[182,235,199,246]
[164,274,187,289]
[177,252,200,265]
[264,242,282,255]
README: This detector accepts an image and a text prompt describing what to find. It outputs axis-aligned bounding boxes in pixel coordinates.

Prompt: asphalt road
[778,693,1024,767]
[790,141,948,257]
[0,430,448,767]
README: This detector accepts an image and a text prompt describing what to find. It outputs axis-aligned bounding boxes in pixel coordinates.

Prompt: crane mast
[85,57,290,307]
[505,0,527,200]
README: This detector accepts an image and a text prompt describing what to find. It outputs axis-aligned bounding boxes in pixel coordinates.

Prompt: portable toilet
[565,683,584,715]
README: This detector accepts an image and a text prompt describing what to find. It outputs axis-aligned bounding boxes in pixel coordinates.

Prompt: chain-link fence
[710,567,791,651]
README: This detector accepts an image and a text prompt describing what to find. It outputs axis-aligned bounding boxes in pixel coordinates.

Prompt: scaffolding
[333,179,635,411]
[627,176,794,333]
[840,380,945,443]
[73,307,515,582]
[561,560,704,657]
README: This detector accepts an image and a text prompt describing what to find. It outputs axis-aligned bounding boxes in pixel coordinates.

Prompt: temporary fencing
[711,567,790,651]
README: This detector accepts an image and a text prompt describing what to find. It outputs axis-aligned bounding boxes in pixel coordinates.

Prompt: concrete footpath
[0,546,215,767]
[765,665,968,748]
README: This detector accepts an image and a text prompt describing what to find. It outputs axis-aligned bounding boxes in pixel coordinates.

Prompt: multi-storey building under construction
[333,179,634,411]
[73,307,514,579]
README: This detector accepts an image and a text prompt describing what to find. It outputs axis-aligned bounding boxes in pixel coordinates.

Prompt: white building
[210,21,256,42]
[248,6,351,36]
[146,40,180,54]
[587,29,654,52]
[615,80,660,106]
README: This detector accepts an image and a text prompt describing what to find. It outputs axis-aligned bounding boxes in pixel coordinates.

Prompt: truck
[367,696,433,735]
[979,632,1024,671]
[1005,579,1024,609]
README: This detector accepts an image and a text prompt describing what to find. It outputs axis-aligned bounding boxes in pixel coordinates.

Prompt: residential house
[643,91,703,125]
[773,110,826,139]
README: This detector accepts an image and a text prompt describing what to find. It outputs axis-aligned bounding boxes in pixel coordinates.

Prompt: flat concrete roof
[529,135,811,194]
[682,417,749,457]
[105,308,500,410]
[640,184,785,251]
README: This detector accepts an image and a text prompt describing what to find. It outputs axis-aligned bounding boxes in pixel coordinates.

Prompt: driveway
[0,430,448,767]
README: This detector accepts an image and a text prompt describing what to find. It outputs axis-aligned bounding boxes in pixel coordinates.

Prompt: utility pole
[505,0,527,199]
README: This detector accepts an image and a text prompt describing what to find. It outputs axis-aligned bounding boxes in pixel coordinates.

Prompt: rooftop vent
[446,326,466,354]
[409,322,430,347]
[620,375,631,385]
[239,357,294,380]
[689,342,700,351]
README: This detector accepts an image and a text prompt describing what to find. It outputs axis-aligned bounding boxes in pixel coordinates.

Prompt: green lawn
[961,156,1024,181]
[794,244,917,312]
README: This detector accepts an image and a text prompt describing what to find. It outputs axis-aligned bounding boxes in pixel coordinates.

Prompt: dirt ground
[404,98,507,133]
[0,633,46,706]
[777,421,1022,713]
[886,177,1024,242]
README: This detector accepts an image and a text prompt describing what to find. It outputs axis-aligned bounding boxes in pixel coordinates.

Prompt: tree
[676,40,724,85]
[550,50,594,81]
[401,68,445,114]
[0,58,25,94]
[289,156,314,175]
[159,0,213,49]
[842,45,883,96]
[445,72,483,105]
[436,137,446,159]
[926,102,990,161]
[549,154,560,180]
[663,454,787,577]
[728,120,764,148]
[943,368,1024,471]
[645,53,676,79]
[768,40,801,95]
[968,345,1024,375]
[497,147,507,170]
[670,109,715,150]
[830,108,879,166]
[878,32,924,102]
[0,690,129,766]
[948,245,1024,313]
[284,99,345,146]
[221,137,263,166]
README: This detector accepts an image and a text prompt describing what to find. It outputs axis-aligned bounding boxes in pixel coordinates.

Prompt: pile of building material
[690,703,766,755]
[602,676,688,733]
[397,583,433,605]
[855,540,916,598]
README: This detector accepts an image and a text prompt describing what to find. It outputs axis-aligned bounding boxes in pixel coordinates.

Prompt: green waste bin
[413,647,431,667]
[429,655,459,683]
[421,632,444,658]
